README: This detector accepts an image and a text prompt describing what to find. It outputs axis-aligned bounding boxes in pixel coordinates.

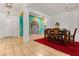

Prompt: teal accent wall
[19,15,23,36]
[29,15,44,34]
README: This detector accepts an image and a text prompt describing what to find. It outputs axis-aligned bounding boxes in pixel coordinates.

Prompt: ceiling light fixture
[6,3,12,8]
[5,3,13,18]
[8,3,11,6]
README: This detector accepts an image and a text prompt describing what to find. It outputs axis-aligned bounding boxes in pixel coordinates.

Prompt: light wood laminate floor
[0,37,69,56]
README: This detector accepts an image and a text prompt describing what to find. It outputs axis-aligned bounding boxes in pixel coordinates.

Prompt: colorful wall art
[29,15,45,34]
[19,12,23,36]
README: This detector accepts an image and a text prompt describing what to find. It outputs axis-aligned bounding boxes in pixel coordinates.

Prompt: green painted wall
[19,15,23,36]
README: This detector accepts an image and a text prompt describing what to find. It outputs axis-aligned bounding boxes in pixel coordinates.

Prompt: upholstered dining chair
[53,28,61,41]
[67,28,77,46]
[44,28,51,39]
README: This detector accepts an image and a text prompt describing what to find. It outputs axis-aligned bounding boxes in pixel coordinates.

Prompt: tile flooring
[0,37,69,56]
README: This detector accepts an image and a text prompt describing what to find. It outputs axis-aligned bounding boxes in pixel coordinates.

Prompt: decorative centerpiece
[55,22,60,28]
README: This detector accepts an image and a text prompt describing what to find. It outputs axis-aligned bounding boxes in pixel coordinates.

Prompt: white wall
[0,13,18,38]
[48,10,79,41]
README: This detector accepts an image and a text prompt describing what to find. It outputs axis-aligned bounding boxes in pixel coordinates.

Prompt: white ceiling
[0,3,79,17]
[0,3,26,15]
[28,3,79,17]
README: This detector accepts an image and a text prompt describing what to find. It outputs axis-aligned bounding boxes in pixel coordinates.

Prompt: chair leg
[73,38,75,47]
[68,37,70,43]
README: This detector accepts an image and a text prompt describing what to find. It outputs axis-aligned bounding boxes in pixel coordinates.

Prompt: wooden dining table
[44,28,71,45]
